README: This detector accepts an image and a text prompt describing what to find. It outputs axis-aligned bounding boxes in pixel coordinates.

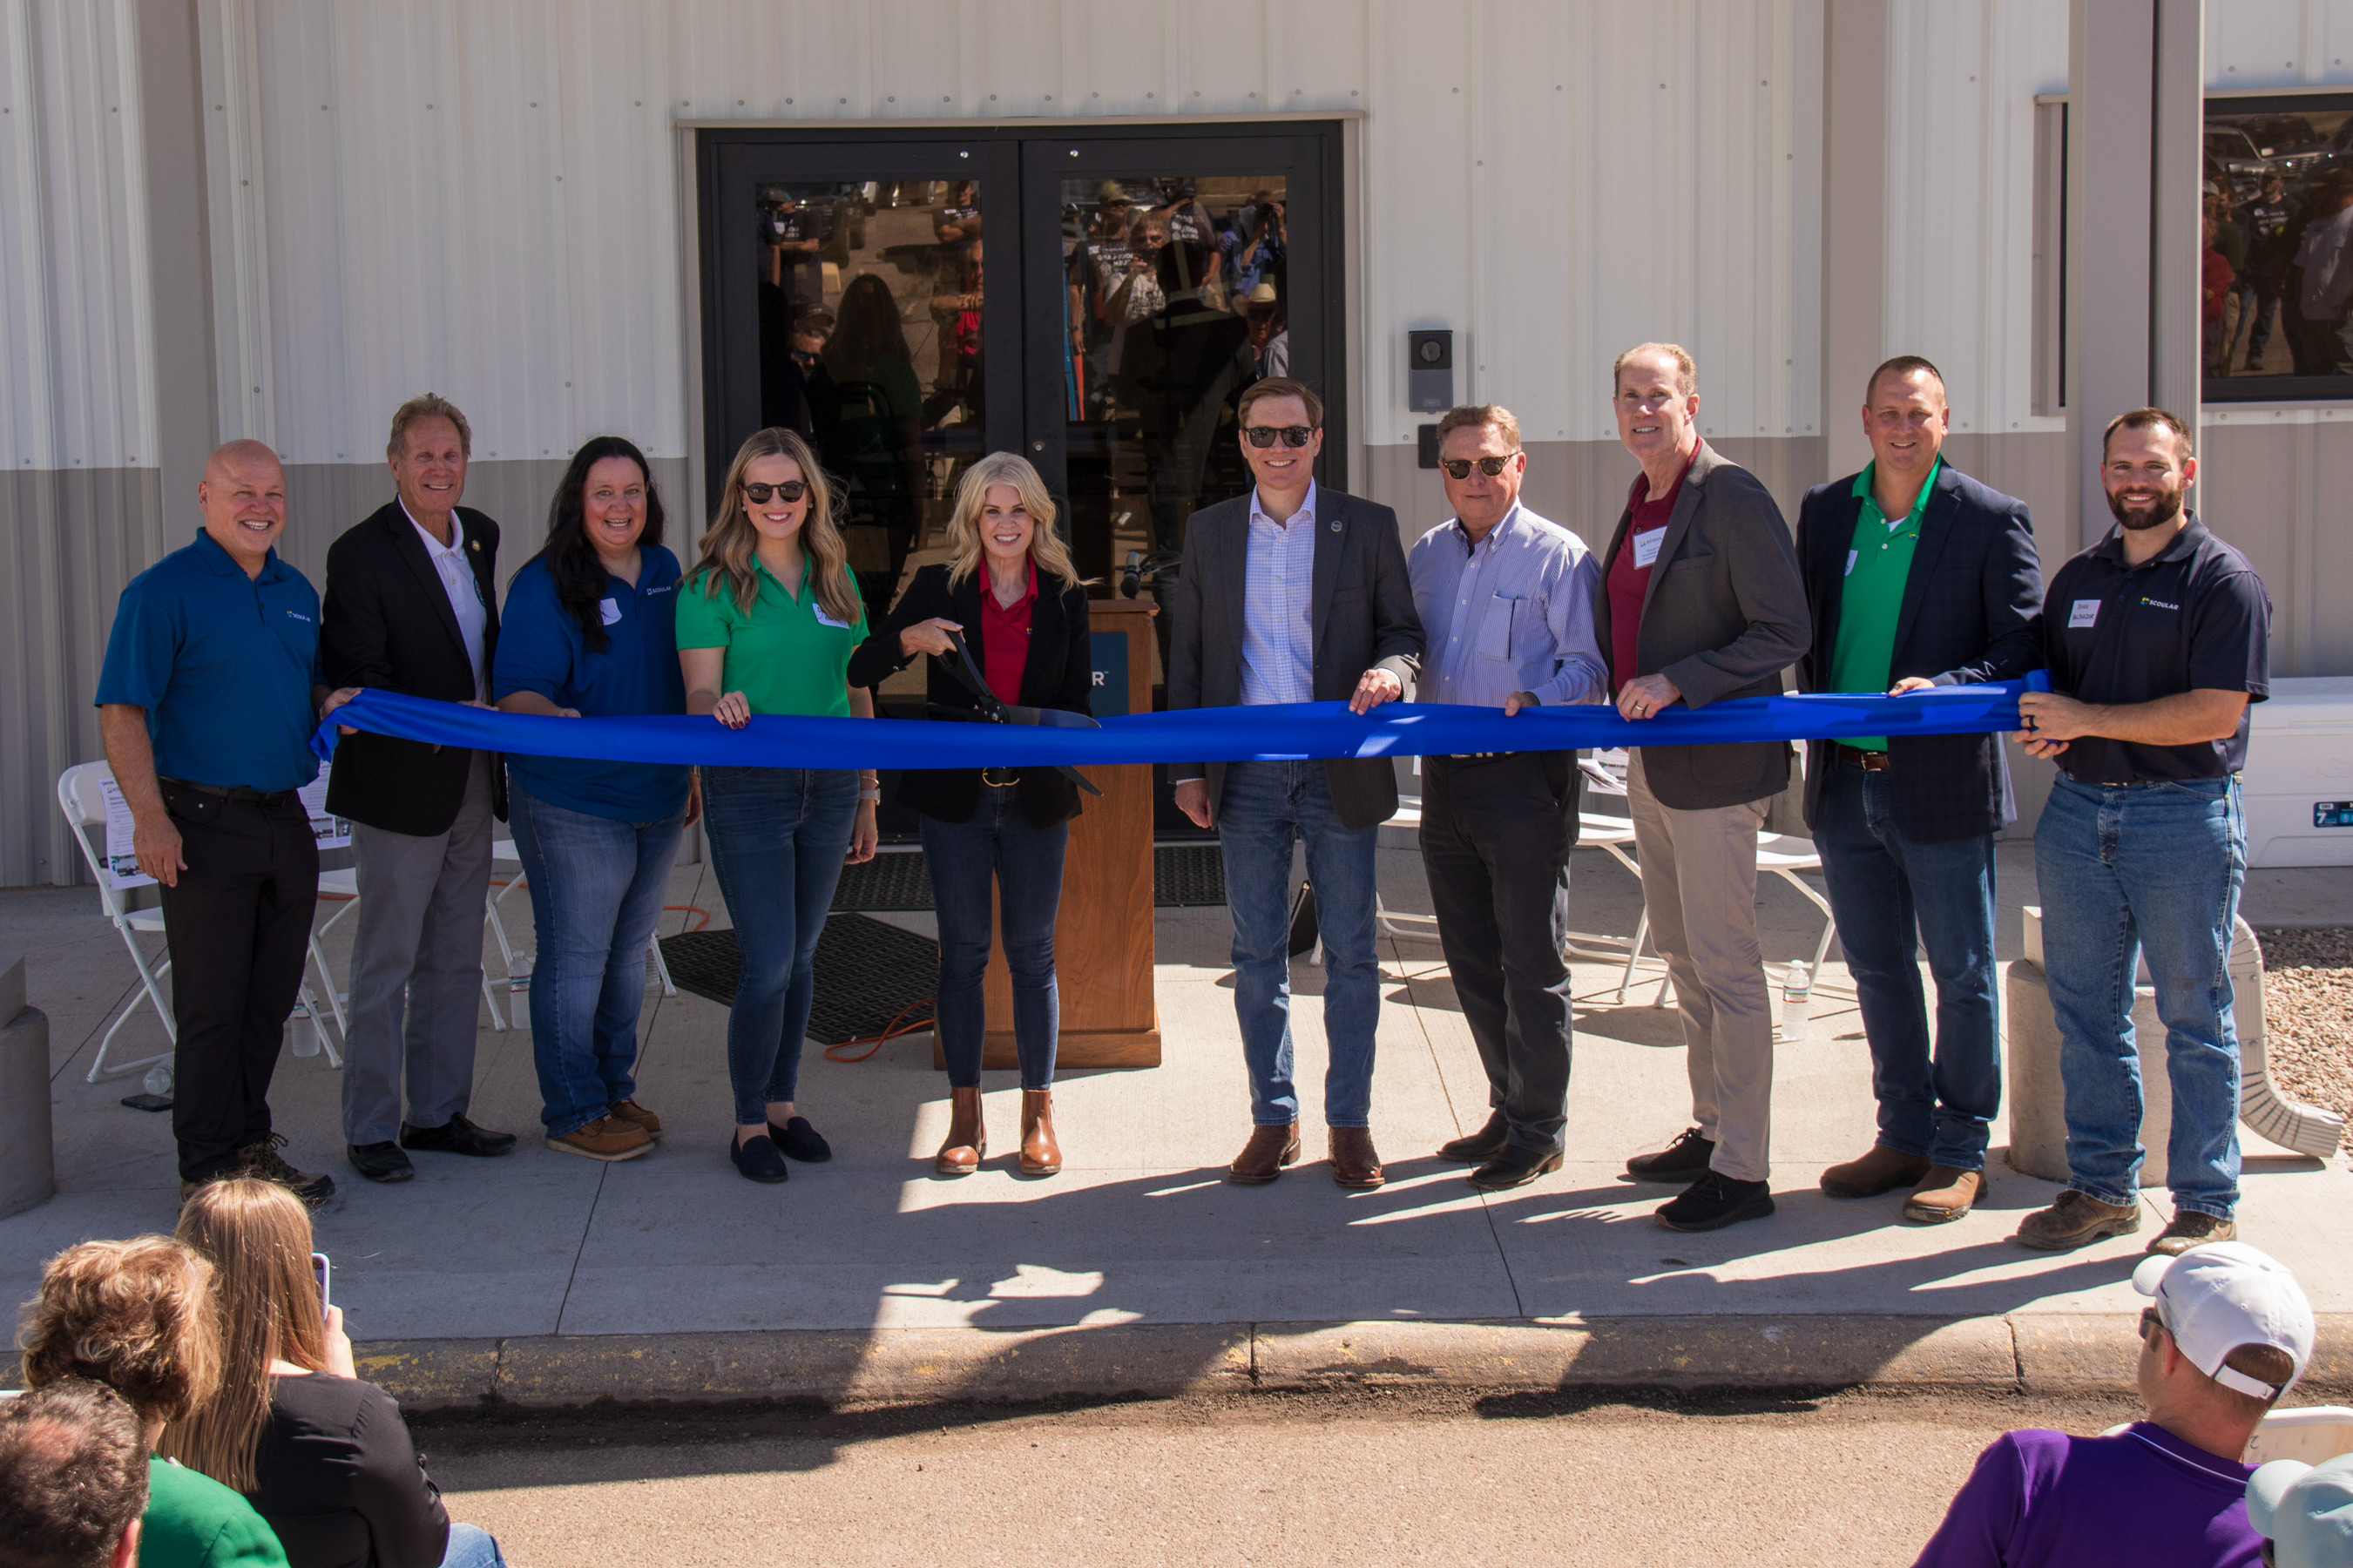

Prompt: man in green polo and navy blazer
[1794,356,2043,1226]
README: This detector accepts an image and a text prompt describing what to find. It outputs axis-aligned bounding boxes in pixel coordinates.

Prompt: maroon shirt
[978,561,1038,706]
[1606,441,1701,690]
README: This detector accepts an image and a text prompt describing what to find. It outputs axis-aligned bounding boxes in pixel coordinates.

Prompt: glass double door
[700,123,1344,673]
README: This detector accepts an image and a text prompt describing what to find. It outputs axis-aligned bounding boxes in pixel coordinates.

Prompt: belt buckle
[980,767,1019,788]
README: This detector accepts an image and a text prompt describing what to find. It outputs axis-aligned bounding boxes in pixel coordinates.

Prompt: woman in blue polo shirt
[491,436,693,1166]
[678,426,878,1185]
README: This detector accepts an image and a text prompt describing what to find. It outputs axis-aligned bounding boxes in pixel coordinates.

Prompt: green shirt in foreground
[673,554,867,718]
[1828,456,1939,750]
[141,1456,290,1568]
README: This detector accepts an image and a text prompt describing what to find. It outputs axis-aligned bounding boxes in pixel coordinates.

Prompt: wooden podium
[937,595,1161,1070]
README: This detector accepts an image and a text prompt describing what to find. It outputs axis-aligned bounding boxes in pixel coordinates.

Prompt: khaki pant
[1627,750,1774,1181]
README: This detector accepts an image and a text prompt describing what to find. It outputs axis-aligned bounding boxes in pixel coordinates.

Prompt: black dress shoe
[730,1132,790,1184]
[1626,1126,1716,1183]
[1468,1148,1565,1192]
[768,1116,832,1163]
[400,1115,517,1159]
[348,1141,414,1183]
[1654,1170,1775,1232]
[1438,1113,1511,1164]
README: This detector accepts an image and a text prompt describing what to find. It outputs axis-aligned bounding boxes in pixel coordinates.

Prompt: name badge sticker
[1632,526,1667,570]
[599,598,622,626]
[2068,598,2100,629]
[812,603,855,630]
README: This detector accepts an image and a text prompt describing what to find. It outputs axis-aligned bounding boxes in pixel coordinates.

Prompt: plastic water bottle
[142,1064,173,1096]
[508,955,533,996]
[1778,962,1813,1042]
[289,1005,320,1058]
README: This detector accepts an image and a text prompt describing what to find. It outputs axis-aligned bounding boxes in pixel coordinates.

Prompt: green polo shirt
[674,554,867,717]
[1828,456,1938,750]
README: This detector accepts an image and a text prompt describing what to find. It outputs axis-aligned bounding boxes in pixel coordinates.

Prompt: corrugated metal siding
[181,0,1822,474]
[2203,0,2353,86]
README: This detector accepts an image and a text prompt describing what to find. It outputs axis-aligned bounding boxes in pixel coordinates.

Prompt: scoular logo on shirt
[2140,597,2181,611]
[285,610,313,622]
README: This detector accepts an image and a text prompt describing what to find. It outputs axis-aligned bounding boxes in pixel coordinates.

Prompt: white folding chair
[57,763,177,1085]
[315,867,510,1033]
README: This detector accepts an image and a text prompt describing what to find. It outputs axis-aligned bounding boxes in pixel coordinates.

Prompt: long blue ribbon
[312,675,2046,770]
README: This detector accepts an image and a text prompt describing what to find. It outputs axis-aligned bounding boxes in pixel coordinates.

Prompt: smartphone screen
[311,1252,330,1315]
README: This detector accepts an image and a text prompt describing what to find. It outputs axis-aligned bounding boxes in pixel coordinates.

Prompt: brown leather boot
[1329,1126,1385,1190]
[935,1086,985,1176]
[1227,1122,1301,1185]
[1819,1145,1932,1199]
[1018,1089,1061,1176]
[1904,1166,1984,1224]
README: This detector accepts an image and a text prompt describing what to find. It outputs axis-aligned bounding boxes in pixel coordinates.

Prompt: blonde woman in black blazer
[849,453,1092,1179]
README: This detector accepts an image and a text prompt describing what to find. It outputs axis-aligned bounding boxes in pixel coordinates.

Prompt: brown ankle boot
[1018,1089,1061,1176]
[936,1086,985,1176]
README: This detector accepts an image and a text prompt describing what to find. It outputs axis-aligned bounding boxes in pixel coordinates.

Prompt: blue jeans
[1812,763,2001,1170]
[2035,773,2247,1219]
[508,781,686,1138]
[440,1524,506,1568]
[1217,760,1380,1128]
[702,767,857,1125]
[921,784,1067,1090]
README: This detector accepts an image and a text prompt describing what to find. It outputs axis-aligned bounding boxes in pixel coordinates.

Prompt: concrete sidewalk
[4,838,2348,1406]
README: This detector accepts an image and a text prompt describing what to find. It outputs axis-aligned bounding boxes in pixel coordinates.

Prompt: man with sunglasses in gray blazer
[1167,376,1424,1192]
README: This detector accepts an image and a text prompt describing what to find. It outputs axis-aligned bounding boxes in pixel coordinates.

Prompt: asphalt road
[419,1386,2147,1567]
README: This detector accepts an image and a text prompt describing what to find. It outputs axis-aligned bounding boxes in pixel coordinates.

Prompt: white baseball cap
[2248,1455,2353,1567]
[2132,1240,2315,1401]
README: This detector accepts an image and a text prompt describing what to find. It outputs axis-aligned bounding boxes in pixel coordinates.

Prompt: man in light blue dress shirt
[1407,405,1607,1190]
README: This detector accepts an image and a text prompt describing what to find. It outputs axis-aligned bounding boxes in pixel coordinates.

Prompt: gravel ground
[2259,927,2353,1119]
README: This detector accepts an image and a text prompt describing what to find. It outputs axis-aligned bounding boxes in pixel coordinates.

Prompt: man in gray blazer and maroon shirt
[1796,356,2042,1227]
[1593,343,1810,1233]
[1167,377,1423,1192]
[321,395,517,1183]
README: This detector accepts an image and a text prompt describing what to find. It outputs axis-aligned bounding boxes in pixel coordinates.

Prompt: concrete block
[2006,959,2174,1187]
[0,955,55,1219]
[2013,1314,2142,1392]
[351,1340,503,1409]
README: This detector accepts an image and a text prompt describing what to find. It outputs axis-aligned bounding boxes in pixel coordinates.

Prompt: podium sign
[952,597,1161,1069]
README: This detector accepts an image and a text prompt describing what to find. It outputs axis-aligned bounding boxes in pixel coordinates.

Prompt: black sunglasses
[1439,455,1519,480]
[2139,1307,2170,1343]
[743,480,807,504]
[1244,424,1316,449]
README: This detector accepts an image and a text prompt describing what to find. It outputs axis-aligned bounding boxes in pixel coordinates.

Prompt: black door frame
[695,119,1351,507]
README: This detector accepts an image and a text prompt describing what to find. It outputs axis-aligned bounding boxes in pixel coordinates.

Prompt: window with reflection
[2203,93,2353,400]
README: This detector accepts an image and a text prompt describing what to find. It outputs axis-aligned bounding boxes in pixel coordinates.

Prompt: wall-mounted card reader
[1408,329,1453,413]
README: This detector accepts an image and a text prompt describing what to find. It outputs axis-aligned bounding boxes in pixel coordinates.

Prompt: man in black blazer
[1167,377,1423,1192]
[320,395,517,1182]
[1795,356,2042,1225]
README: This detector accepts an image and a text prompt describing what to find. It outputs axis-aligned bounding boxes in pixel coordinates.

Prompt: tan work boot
[1018,1089,1061,1176]
[2014,1190,2140,1251]
[545,1115,654,1163]
[608,1098,664,1140]
[1904,1166,1984,1224]
[1227,1122,1301,1185]
[1820,1145,1932,1200]
[936,1085,985,1176]
[2147,1209,2236,1256]
[238,1135,336,1208]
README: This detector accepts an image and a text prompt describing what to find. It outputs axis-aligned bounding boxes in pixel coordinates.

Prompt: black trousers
[156,785,319,1180]
[1419,753,1579,1157]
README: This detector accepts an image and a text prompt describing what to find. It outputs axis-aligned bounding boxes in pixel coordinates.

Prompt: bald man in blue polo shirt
[97,441,358,1209]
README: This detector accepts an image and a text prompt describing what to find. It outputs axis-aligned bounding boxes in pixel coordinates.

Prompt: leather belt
[1835,745,1892,772]
[159,777,298,808]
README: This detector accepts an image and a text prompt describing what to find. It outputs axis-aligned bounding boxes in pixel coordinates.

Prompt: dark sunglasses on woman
[1439,455,1518,479]
[743,480,806,504]
[1243,425,1315,449]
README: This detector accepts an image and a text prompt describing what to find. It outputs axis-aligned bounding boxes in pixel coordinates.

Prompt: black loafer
[400,1115,517,1159]
[1468,1148,1565,1192]
[1438,1114,1511,1164]
[348,1141,414,1183]
[731,1132,790,1184]
[1654,1170,1776,1232]
[769,1116,832,1163]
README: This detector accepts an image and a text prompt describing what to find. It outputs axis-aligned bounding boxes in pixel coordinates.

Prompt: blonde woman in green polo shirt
[678,427,880,1186]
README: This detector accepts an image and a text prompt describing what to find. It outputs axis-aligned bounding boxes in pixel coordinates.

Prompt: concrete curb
[338,1313,2353,1410]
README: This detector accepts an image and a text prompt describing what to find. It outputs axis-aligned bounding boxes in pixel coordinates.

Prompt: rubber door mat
[826,843,1227,911]
[658,913,938,1044]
